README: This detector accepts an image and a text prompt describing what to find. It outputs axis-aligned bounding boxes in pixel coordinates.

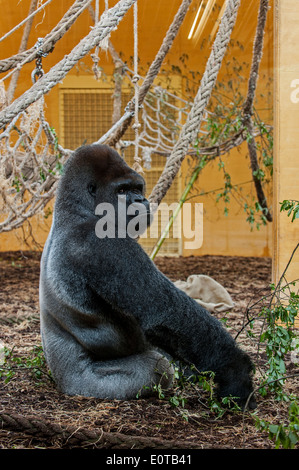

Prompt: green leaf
[268,424,279,434]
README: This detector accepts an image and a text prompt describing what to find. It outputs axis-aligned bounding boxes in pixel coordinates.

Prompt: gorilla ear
[88,183,97,197]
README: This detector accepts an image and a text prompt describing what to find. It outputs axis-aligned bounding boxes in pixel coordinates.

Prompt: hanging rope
[91,0,101,79]
[149,0,241,206]
[0,0,53,44]
[99,0,111,51]
[0,0,257,236]
[6,0,39,104]
[0,0,137,130]
[0,0,93,75]
[131,1,142,172]
[0,93,69,233]
[103,0,192,147]
[242,0,272,221]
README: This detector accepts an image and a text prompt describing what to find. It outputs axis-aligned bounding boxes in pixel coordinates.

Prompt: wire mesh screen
[61,90,113,149]
[60,88,181,255]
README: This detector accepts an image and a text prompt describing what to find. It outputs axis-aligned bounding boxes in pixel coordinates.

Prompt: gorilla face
[56,144,151,238]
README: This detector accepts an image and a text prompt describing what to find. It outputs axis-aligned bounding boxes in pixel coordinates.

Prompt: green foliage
[280,200,299,222]
[170,367,241,420]
[244,201,268,231]
[136,365,242,421]
[48,126,64,176]
[254,399,299,449]
[258,285,299,401]
[12,177,21,192]
[192,370,241,418]
[0,345,52,385]
[43,207,53,219]
[182,50,273,230]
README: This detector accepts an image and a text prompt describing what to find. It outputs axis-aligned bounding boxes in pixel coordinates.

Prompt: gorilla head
[56,145,151,238]
[39,144,256,410]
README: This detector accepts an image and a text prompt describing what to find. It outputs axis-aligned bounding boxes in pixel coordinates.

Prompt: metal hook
[31,67,44,84]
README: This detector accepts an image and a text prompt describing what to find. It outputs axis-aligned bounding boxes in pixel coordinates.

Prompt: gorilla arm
[40,234,174,399]
[79,231,253,402]
[41,220,255,405]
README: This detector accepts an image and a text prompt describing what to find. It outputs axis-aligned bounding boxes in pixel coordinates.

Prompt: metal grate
[60,88,181,255]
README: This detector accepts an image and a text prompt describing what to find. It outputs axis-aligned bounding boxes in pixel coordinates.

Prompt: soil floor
[0,252,298,450]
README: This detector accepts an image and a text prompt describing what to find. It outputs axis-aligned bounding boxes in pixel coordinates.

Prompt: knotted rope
[149,0,241,206]
[0,0,53,44]
[0,0,93,75]
[132,1,142,172]
[0,0,137,130]
[242,0,272,221]
[0,411,200,449]
[104,0,192,147]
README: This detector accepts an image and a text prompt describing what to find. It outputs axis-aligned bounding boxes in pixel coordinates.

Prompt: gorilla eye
[117,188,126,194]
[88,183,97,197]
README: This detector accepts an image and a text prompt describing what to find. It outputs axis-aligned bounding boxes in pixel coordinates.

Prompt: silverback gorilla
[39,144,256,409]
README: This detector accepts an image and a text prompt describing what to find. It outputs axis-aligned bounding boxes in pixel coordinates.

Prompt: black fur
[39,144,256,409]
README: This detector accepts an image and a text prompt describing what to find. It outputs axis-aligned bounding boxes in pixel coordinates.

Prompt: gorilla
[39,144,256,410]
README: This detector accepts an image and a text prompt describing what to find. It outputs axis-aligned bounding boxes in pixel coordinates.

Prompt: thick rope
[0,0,137,130]
[0,411,200,449]
[0,0,53,44]
[242,0,272,221]
[0,93,70,233]
[132,1,142,172]
[149,0,241,206]
[6,0,39,104]
[103,0,192,147]
[0,0,93,75]
[91,0,101,79]
[153,126,269,159]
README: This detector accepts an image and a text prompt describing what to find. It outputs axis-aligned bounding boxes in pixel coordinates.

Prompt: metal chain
[31,38,48,83]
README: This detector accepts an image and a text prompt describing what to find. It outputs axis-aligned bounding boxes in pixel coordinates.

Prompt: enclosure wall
[273,0,299,286]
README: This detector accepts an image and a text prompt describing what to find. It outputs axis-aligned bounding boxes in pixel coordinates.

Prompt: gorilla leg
[63,351,173,400]
[41,318,173,399]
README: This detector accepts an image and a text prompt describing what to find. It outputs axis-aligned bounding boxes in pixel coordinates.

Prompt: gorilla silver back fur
[39,144,256,409]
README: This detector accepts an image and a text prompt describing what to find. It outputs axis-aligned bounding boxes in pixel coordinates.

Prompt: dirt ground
[0,251,298,450]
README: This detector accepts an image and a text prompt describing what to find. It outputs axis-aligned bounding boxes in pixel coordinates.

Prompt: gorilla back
[39,144,256,409]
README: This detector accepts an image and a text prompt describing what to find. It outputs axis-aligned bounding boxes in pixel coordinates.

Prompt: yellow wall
[181,143,273,257]
[273,0,299,286]
[0,0,274,257]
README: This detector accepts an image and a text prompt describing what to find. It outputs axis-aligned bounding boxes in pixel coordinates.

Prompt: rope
[0,0,137,130]
[151,127,269,160]
[149,0,241,206]
[0,0,53,44]
[242,0,272,221]
[0,0,93,75]
[132,1,142,172]
[104,0,192,147]
[0,94,70,233]
[91,0,101,79]
[6,0,39,104]
[0,411,200,449]
[100,0,111,51]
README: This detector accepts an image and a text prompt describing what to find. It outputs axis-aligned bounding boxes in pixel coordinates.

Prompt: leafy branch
[280,200,299,222]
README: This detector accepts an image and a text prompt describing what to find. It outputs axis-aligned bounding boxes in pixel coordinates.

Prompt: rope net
[0,75,263,233]
[0,0,248,234]
[0,95,70,232]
